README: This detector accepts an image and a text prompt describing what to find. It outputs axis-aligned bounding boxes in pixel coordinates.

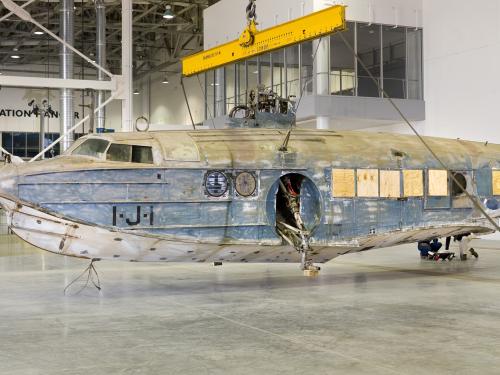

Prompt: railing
[208,73,422,120]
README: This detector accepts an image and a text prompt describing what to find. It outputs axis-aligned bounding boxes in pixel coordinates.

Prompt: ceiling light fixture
[162,77,169,84]
[10,55,21,59]
[133,89,140,95]
[34,30,44,35]
[163,5,175,20]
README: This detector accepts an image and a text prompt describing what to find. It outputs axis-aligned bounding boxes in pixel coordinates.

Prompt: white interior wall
[422,0,500,143]
[370,0,500,144]
[204,0,422,49]
[147,76,205,128]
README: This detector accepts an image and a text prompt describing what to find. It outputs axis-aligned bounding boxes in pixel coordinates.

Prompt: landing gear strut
[276,177,320,276]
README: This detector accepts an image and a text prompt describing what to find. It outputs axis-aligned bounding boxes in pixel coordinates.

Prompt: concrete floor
[0,235,499,375]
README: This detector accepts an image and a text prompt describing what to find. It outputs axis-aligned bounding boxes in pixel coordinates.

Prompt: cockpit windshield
[71,139,109,158]
[70,138,154,164]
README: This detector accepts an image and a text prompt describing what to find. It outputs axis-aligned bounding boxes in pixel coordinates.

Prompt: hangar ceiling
[0,0,220,79]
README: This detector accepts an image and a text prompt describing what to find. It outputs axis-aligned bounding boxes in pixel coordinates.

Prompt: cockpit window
[106,143,153,164]
[132,145,153,164]
[107,144,131,162]
[72,139,109,158]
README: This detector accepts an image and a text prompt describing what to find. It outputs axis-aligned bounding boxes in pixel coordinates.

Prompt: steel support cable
[181,77,196,130]
[196,74,216,129]
[280,37,324,152]
[337,31,500,232]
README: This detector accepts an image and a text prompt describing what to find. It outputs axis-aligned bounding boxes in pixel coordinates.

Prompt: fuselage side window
[451,172,467,197]
[331,169,355,198]
[493,170,500,196]
[356,169,379,197]
[380,170,401,198]
[450,171,474,208]
[72,139,109,159]
[428,170,449,196]
[403,170,424,197]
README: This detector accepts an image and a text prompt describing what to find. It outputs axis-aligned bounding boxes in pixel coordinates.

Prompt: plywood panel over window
[493,170,500,196]
[380,170,401,198]
[428,170,449,196]
[403,170,423,197]
[357,169,379,197]
[332,169,355,198]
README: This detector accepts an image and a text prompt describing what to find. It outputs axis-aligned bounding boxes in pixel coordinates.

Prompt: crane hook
[246,0,257,24]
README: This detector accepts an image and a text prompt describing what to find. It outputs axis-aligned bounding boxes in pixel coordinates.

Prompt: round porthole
[235,172,257,197]
[205,171,228,197]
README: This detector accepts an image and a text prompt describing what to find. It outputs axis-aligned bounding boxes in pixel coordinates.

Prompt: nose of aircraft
[0,162,20,200]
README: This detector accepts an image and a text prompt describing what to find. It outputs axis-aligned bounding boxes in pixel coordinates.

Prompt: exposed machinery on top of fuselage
[227,85,296,129]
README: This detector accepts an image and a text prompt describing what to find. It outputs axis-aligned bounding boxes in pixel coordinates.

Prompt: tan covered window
[428,170,449,196]
[493,170,500,196]
[380,170,401,198]
[357,169,379,197]
[403,170,424,197]
[332,169,355,197]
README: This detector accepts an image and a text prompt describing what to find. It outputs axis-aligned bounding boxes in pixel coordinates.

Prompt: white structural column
[95,0,107,130]
[121,0,133,132]
[59,0,74,151]
[314,37,330,129]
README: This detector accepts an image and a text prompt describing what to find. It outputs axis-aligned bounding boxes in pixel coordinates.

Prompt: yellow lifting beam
[182,5,346,77]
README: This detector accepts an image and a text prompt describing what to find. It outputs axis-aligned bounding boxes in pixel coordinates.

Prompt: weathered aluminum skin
[0,129,499,263]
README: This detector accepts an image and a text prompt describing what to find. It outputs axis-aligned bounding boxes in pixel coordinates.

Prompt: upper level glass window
[407,28,423,100]
[357,23,381,97]
[383,26,406,99]
[72,139,109,159]
[106,143,154,164]
[200,21,423,121]
[286,45,300,98]
[330,23,355,96]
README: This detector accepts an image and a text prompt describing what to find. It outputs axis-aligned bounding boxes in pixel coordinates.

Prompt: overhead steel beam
[0,75,118,90]
[182,5,346,76]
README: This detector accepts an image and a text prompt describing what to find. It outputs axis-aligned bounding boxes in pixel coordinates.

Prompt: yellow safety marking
[182,5,346,77]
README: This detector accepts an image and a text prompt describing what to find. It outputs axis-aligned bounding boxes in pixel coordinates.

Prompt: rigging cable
[196,74,216,129]
[180,77,196,130]
[279,37,324,152]
[336,31,500,232]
